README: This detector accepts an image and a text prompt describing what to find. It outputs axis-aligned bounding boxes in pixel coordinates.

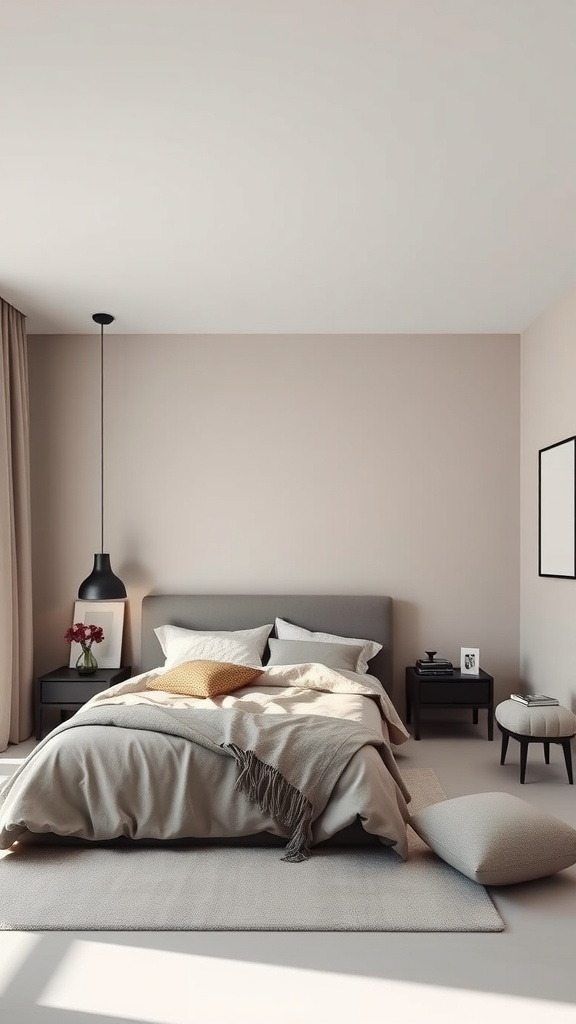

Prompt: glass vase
[76,647,98,675]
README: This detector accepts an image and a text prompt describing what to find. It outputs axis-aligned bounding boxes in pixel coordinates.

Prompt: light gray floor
[1,714,576,1023]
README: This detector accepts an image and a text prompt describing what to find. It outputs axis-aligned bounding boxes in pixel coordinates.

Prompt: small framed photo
[69,601,125,669]
[460,647,480,675]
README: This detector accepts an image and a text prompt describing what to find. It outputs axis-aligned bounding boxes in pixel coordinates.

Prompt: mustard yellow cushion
[146,660,263,698]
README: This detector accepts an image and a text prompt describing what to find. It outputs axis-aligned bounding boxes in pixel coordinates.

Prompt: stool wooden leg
[519,739,528,784]
[473,709,478,724]
[500,730,509,765]
[561,740,574,784]
[543,741,550,764]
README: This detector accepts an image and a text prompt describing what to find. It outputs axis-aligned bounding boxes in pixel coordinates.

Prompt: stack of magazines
[510,693,559,706]
[414,657,453,676]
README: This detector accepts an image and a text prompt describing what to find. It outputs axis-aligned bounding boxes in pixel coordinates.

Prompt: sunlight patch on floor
[0,933,40,995]
[37,941,576,1024]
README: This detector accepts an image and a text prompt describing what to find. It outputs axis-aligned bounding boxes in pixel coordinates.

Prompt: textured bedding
[0,663,412,859]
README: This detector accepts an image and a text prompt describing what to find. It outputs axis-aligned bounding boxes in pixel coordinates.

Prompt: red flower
[64,623,105,649]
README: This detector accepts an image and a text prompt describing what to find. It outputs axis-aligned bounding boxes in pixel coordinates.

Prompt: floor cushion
[410,791,576,885]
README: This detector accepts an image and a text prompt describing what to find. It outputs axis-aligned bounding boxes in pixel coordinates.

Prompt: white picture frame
[69,600,125,669]
[460,647,480,675]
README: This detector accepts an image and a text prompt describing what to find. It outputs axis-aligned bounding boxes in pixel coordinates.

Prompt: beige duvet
[0,663,412,858]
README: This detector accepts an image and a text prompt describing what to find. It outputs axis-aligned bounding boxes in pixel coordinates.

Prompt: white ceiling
[2,0,576,335]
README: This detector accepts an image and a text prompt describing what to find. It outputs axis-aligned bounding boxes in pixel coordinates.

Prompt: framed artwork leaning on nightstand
[460,647,480,675]
[68,600,125,668]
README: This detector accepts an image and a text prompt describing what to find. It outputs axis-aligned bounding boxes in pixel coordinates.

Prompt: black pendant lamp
[78,313,127,600]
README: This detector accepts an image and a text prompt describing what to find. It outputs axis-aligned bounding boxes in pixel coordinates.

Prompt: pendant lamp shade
[78,313,127,601]
[78,553,126,600]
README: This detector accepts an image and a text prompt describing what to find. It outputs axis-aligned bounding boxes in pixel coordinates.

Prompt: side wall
[28,333,520,709]
[521,285,576,710]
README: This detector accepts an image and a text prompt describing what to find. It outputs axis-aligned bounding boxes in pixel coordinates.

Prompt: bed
[0,594,412,860]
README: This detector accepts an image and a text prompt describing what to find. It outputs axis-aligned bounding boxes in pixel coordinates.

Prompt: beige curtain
[0,298,33,751]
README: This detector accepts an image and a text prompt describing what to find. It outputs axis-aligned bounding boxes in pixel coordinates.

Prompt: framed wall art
[68,600,125,668]
[538,436,576,579]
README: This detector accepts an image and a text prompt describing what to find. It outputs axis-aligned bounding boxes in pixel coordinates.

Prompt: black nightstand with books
[405,664,494,741]
[35,666,131,740]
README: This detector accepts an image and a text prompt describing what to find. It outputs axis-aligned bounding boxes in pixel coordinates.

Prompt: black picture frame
[538,435,576,579]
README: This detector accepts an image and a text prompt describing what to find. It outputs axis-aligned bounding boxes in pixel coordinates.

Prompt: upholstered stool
[495,700,576,784]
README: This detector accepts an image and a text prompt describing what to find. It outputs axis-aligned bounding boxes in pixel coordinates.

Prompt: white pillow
[410,792,576,886]
[154,623,273,669]
[274,618,382,675]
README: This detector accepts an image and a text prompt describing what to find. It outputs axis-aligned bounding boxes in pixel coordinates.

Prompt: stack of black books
[414,655,453,676]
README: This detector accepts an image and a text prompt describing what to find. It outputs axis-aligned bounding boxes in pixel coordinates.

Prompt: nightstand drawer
[419,681,490,704]
[40,679,110,703]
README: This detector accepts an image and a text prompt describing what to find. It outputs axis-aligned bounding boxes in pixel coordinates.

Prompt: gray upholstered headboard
[140,594,393,691]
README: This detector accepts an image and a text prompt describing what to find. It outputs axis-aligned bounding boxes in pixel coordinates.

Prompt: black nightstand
[35,665,131,740]
[405,666,494,741]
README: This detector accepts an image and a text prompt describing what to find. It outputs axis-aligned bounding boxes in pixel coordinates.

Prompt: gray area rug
[0,767,504,931]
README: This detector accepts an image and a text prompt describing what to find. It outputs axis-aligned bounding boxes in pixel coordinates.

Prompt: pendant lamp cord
[100,321,105,555]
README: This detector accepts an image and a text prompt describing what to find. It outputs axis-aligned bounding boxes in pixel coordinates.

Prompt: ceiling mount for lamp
[77,313,127,601]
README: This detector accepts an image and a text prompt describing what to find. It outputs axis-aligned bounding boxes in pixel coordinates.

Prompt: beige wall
[521,284,576,711]
[28,333,520,709]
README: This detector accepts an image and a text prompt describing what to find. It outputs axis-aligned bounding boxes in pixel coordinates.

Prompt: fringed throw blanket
[0,704,404,861]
